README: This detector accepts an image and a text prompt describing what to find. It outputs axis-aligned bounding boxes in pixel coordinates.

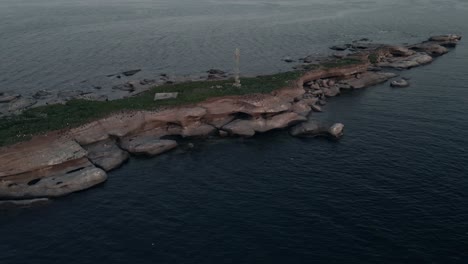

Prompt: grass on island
[0,57,365,147]
[0,71,302,147]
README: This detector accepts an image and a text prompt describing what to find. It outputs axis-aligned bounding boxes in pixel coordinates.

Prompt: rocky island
[0,34,462,208]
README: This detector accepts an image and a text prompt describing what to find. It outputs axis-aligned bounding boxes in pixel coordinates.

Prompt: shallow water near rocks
[1,0,468,263]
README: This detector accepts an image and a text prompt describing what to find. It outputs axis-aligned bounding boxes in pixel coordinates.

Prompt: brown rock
[299,62,369,84]
[222,112,306,136]
[328,123,345,139]
[0,137,88,178]
[429,34,462,42]
[222,119,256,137]
[378,53,433,69]
[83,139,129,171]
[324,86,340,97]
[410,43,448,56]
[119,136,177,156]
[346,72,398,89]
[291,100,312,116]
[8,98,37,112]
[122,69,141,76]
[0,167,107,199]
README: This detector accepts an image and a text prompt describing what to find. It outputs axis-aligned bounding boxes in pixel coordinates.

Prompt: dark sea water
[1,0,468,263]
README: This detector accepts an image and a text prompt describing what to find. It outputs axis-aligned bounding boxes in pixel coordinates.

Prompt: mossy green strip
[0,57,365,147]
[0,71,302,146]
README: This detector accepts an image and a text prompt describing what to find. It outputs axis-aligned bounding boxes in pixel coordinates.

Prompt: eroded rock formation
[0,34,461,204]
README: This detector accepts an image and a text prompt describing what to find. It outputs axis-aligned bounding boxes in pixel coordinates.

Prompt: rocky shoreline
[0,34,462,208]
[0,69,231,118]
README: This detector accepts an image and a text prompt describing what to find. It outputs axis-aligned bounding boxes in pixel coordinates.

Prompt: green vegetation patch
[369,53,379,64]
[321,58,363,69]
[0,71,302,146]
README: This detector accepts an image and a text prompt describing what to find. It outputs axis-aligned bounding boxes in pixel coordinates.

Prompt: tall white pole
[233,48,241,88]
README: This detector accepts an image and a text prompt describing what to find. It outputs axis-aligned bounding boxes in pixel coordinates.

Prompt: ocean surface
[1,0,468,263]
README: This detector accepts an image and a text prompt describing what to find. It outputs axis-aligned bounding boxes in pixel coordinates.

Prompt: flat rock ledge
[0,34,460,206]
[119,137,178,156]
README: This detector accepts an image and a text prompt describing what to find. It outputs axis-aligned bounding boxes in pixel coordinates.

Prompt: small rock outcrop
[429,34,462,43]
[8,98,37,112]
[390,79,410,88]
[290,120,344,139]
[119,136,178,156]
[377,53,433,69]
[122,69,141,76]
[83,139,129,171]
[345,72,398,89]
[33,90,52,99]
[410,43,448,56]
[328,123,344,139]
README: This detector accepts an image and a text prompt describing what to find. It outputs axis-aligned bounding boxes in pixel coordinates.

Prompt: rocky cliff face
[0,34,461,205]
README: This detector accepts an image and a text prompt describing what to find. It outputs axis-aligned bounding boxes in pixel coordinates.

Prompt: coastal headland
[0,34,462,207]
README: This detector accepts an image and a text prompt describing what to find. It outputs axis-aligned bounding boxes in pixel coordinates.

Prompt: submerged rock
[410,43,448,56]
[33,90,52,99]
[0,93,20,103]
[323,86,340,97]
[302,55,320,64]
[330,45,349,51]
[222,113,306,137]
[0,198,50,209]
[58,90,85,100]
[289,120,321,137]
[387,46,415,57]
[8,98,37,112]
[378,53,433,69]
[112,83,135,92]
[140,79,157,85]
[291,100,312,116]
[207,69,226,75]
[122,69,141,77]
[282,56,295,63]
